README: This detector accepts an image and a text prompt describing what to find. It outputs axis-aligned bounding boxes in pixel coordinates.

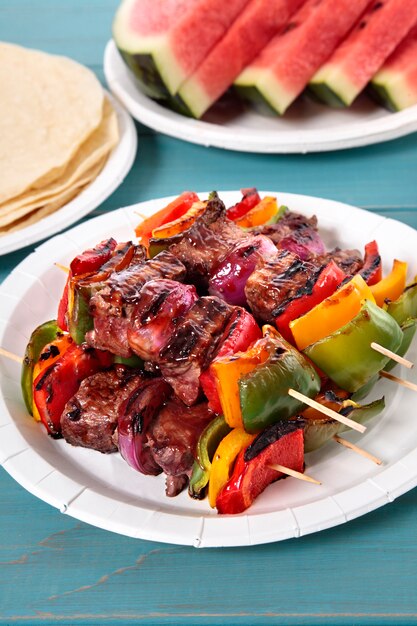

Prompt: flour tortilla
[0,157,107,229]
[0,98,119,217]
[0,157,107,237]
[0,42,105,204]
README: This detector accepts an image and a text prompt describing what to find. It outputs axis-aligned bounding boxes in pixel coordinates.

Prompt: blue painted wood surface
[2,2,417,624]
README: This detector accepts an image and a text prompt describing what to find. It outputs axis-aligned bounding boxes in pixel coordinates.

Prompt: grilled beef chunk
[159,296,234,405]
[165,474,189,497]
[87,251,187,357]
[127,280,198,361]
[325,247,364,276]
[245,250,325,323]
[169,193,246,288]
[254,212,325,260]
[147,398,214,495]
[61,365,142,453]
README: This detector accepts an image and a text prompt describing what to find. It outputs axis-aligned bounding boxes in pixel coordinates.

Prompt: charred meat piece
[159,296,234,405]
[245,250,325,323]
[147,398,214,496]
[169,193,246,288]
[254,211,325,259]
[127,279,198,361]
[61,365,142,453]
[326,247,364,276]
[87,251,187,357]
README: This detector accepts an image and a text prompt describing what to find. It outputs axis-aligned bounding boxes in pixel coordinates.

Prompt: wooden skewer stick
[380,370,417,392]
[269,464,321,485]
[333,435,382,465]
[54,263,69,274]
[371,342,413,369]
[288,388,366,434]
[134,211,148,221]
[0,347,23,364]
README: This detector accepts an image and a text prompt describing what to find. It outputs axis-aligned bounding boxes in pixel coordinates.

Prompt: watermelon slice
[370,24,417,111]
[174,0,306,118]
[309,0,417,107]
[113,0,251,99]
[234,0,372,116]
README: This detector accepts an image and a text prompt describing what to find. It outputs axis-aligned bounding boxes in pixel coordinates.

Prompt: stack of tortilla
[0,42,120,236]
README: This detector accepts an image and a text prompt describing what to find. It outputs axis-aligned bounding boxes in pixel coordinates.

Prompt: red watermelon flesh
[371,24,417,111]
[310,0,417,106]
[176,0,306,118]
[234,0,373,115]
[113,0,252,97]
[216,422,304,515]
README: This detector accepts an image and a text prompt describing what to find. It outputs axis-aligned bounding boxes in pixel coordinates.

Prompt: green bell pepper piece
[114,354,144,368]
[239,336,321,434]
[305,300,403,393]
[304,397,385,453]
[385,282,417,369]
[188,415,231,499]
[21,319,60,414]
[68,283,94,344]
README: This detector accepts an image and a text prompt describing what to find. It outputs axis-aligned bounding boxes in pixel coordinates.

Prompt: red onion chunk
[118,378,172,475]
[277,230,325,260]
[209,236,276,306]
[127,280,198,361]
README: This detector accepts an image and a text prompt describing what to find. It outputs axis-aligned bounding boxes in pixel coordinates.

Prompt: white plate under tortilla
[1,191,417,547]
[0,91,137,256]
[104,39,417,154]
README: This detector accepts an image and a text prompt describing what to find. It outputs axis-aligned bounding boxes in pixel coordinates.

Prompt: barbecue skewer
[54,262,69,274]
[0,347,23,364]
[379,370,417,392]
[333,435,382,465]
[371,342,413,369]
[288,388,367,434]
[269,464,321,485]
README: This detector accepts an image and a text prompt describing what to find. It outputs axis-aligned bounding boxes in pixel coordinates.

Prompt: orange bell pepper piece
[234,196,278,229]
[151,200,207,239]
[370,259,407,307]
[208,428,256,508]
[290,274,376,351]
[32,334,73,421]
[135,191,199,248]
[210,340,270,429]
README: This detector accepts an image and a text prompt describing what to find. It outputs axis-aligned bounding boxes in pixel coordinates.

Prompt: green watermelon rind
[367,81,400,113]
[118,48,171,100]
[234,84,283,116]
[307,81,350,108]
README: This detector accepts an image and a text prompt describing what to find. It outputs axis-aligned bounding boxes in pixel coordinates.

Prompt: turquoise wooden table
[2,2,417,624]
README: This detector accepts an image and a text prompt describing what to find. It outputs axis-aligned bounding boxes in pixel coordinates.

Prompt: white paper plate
[0,91,138,257]
[104,40,417,154]
[1,191,417,548]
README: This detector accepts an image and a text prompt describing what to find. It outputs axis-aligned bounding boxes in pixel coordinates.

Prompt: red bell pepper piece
[70,238,117,275]
[226,188,261,222]
[135,191,200,248]
[216,421,304,514]
[57,273,71,331]
[200,308,262,414]
[57,239,118,330]
[275,260,346,343]
[360,240,382,286]
[33,343,113,437]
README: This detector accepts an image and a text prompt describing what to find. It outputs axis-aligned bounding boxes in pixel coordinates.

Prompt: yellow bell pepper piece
[290,274,376,351]
[208,428,256,508]
[151,201,207,239]
[234,196,278,229]
[32,335,73,421]
[370,259,407,307]
[210,341,269,429]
